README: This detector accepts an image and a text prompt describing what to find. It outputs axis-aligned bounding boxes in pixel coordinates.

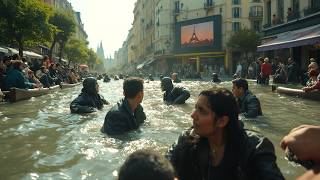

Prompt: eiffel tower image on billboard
[189,25,200,44]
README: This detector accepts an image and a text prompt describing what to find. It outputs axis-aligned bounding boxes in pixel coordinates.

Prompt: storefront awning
[257,24,320,52]
[23,51,43,59]
[6,47,19,55]
[136,58,154,70]
[0,47,8,54]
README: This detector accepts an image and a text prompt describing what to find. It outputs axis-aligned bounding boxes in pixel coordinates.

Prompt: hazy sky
[68,0,135,58]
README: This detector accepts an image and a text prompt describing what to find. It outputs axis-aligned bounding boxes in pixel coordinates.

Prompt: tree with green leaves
[0,0,53,57]
[227,28,261,60]
[87,48,99,69]
[64,37,89,67]
[49,10,76,61]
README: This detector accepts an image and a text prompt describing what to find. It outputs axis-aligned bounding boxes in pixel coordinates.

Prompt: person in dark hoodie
[211,73,221,83]
[101,77,146,135]
[70,77,109,113]
[161,77,190,104]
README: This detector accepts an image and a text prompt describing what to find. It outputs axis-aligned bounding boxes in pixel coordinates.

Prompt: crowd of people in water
[69,57,319,179]
[1,53,320,179]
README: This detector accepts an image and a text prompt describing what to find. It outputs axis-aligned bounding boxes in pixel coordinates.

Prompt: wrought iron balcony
[263,23,271,29]
[287,12,300,22]
[249,11,263,18]
[204,2,215,9]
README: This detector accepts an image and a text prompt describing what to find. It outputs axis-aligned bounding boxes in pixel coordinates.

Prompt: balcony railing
[287,12,300,22]
[304,5,320,16]
[263,23,271,29]
[204,2,215,9]
[249,11,263,18]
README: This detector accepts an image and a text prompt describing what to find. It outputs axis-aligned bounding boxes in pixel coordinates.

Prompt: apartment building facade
[258,0,320,69]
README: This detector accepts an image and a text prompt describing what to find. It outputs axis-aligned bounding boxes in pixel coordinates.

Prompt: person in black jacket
[232,78,262,118]
[70,77,108,113]
[287,57,299,83]
[161,77,190,104]
[211,73,221,83]
[167,87,284,180]
[101,77,146,135]
[171,73,181,83]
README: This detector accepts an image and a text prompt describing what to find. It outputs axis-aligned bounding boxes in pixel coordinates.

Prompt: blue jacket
[4,69,33,90]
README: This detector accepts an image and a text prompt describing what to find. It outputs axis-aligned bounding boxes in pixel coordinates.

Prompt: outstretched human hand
[280,125,320,164]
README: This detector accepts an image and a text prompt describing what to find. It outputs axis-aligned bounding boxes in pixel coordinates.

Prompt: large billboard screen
[175,15,222,53]
[181,21,214,48]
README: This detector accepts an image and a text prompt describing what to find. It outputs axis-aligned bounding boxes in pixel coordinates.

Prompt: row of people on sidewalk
[0,55,80,92]
[235,57,317,86]
[70,76,318,179]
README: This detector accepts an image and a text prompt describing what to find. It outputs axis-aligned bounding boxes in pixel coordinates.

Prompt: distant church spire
[97,41,105,60]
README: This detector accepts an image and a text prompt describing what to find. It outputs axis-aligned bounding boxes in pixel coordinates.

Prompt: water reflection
[0,79,319,179]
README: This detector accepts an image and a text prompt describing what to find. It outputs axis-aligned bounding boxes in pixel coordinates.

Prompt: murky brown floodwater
[1,79,319,179]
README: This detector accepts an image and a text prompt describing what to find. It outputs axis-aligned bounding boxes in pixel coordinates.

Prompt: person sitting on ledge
[232,78,262,118]
[171,73,181,83]
[70,77,109,113]
[161,77,190,104]
[101,77,146,135]
[302,62,320,92]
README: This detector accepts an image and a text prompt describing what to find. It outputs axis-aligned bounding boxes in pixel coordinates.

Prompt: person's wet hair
[118,149,175,180]
[82,77,98,94]
[11,60,24,70]
[123,77,143,98]
[2,56,11,63]
[232,78,248,91]
[12,54,20,60]
[161,77,173,91]
[199,87,241,173]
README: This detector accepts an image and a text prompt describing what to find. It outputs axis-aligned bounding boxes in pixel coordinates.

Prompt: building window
[292,0,299,14]
[310,0,320,8]
[175,1,180,13]
[253,20,261,32]
[277,0,284,22]
[206,0,213,6]
[232,22,241,31]
[250,6,263,16]
[233,0,241,5]
[267,1,271,24]
[232,7,241,18]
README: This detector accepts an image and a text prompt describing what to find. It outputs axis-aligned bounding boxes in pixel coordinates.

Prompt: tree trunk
[18,39,24,58]
[59,42,64,63]
[49,35,58,60]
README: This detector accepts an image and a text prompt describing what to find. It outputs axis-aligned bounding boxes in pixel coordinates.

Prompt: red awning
[258,24,320,52]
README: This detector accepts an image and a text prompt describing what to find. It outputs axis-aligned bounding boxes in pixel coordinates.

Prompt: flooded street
[1,79,319,180]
